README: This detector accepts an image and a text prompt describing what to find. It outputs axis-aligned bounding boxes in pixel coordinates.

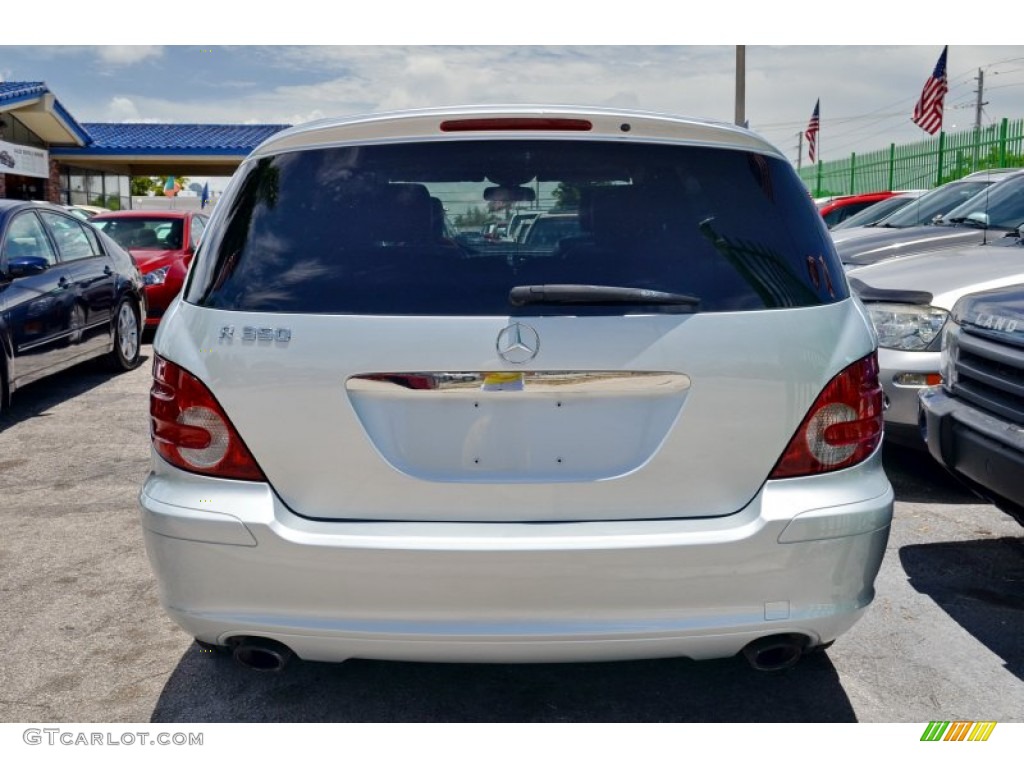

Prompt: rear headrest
[134,229,158,247]
[378,183,433,244]
[162,222,184,249]
[579,186,632,235]
[583,181,687,244]
[429,196,446,239]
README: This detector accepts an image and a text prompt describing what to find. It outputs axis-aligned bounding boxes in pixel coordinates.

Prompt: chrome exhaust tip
[231,637,294,672]
[741,634,807,672]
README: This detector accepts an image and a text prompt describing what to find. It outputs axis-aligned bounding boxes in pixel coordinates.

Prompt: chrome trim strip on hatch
[346,372,692,394]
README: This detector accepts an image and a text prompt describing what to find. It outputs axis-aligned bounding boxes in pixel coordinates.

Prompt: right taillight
[770,353,884,478]
[150,355,265,481]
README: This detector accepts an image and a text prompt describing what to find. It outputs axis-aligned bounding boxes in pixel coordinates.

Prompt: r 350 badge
[220,326,292,342]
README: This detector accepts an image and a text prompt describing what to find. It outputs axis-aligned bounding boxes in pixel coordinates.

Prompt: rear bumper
[139,451,893,664]
[919,386,1024,520]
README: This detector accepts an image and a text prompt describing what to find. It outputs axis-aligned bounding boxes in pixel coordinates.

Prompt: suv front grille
[952,330,1024,425]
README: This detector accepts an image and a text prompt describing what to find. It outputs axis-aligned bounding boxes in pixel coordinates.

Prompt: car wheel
[108,298,142,371]
[69,304,86,345]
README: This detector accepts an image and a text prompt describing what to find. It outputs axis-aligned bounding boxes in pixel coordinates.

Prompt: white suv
[141,106,893,673]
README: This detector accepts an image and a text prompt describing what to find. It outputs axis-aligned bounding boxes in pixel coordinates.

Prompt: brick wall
[46,159,62,204]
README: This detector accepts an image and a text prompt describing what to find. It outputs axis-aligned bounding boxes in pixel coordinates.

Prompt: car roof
[818,191,895,214]
[91,210,190,219]
[0,200,81,224]
[961,167,1023,181]
[252,105,787,161]
[0,199,65,212]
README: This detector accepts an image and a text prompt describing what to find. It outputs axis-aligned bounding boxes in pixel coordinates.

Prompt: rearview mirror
[484,186,536,204]
[7,255,50,278]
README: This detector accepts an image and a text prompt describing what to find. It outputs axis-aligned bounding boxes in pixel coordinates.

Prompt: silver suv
[141,107,893,672]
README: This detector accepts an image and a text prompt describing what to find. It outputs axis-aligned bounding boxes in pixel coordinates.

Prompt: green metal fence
[798,118,1024,197]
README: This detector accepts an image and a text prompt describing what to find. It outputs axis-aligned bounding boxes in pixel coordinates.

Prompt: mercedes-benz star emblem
[496,322,540,364]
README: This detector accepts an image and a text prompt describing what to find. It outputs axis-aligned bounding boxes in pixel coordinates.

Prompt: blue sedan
[0,200,146,418]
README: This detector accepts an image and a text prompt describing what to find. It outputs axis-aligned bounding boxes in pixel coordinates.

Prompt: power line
[825,118,918,155]
[986,81,1024,92]
[755,111,906,131]
[822,112,907,145]
[981,55,1024,68]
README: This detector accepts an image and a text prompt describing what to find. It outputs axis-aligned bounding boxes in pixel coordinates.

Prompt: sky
[4,7,1023,191]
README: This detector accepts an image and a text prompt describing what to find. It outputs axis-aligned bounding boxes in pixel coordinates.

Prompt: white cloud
[104,96,160,123]
[96,46,164,66]
[259,47,736,121]
[280,109,326,126]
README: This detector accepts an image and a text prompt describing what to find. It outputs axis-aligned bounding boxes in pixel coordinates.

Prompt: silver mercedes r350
[140,107,893,672]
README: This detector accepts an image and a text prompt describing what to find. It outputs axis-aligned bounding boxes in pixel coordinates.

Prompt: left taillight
[150,355,265,481]
[769,353,885,479]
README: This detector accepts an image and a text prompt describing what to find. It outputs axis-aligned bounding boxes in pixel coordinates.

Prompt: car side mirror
[7,255,50,278]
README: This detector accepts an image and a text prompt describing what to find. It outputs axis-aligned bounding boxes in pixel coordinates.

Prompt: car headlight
[143,265,170,286]
[866,303,948,351]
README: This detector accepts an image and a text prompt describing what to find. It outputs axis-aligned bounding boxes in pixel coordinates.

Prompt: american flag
[805,100,820,163]
[912,46,949,135]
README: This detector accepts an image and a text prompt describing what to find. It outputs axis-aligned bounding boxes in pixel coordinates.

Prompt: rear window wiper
[509,284,700,309]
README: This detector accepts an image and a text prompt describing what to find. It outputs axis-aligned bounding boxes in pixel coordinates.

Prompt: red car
[817,191,896,229]
[90,211,208,329]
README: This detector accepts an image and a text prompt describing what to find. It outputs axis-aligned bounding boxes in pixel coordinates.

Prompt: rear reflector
[150,355,265,481]
[770,353,884,478]
[440,118,593,132]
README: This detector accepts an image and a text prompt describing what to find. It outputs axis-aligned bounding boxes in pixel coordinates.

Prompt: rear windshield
[93,217,184,250]
[187,140,846,315]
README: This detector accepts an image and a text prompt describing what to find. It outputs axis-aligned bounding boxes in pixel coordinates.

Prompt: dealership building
[0,81,289,209]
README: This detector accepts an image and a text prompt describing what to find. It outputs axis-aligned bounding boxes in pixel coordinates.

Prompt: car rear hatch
[159,114,873,523]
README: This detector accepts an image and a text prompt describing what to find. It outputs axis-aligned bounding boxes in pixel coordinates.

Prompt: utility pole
[973,68,989,170]
[797,132,803,171]
[735,45,746,128]
[974,68,987,131]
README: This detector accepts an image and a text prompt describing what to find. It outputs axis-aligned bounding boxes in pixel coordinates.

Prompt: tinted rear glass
[187,140,846,315]
[93,217,185,250]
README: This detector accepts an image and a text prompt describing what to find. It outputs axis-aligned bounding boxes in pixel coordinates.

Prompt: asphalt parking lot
[1,344,1022,723]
